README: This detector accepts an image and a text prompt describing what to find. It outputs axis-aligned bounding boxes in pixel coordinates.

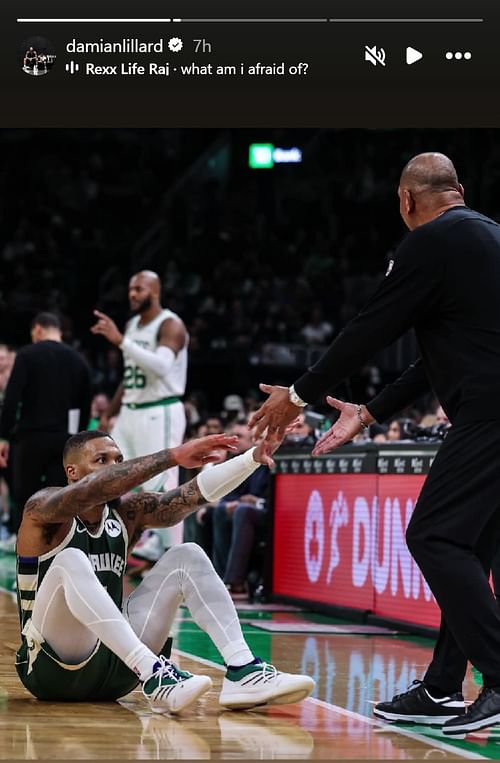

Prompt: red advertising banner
[374,475,439,628]
[273,474,377,611]
[273,472,441,629]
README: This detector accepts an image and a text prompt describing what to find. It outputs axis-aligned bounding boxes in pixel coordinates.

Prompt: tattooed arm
[119,435,284,543]
[119,480,207,544]
[24,434,238,525]
[24,451,178,524]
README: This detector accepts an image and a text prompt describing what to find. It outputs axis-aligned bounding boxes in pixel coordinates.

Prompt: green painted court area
[2,549,500,759]
[0,553,16,596]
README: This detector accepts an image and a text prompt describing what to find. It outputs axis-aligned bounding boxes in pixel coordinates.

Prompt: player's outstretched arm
[24,434,238,525]
[120,436,281,536]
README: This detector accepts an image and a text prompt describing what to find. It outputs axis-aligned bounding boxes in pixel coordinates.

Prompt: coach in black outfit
[0,313,91,536]
[250,153,500,736]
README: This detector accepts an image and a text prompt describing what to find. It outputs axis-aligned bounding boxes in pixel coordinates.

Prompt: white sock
[124,644,160,681]
[223,645,255,667]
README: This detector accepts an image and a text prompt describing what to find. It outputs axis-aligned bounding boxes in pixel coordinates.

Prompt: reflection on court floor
[0,580,497,759]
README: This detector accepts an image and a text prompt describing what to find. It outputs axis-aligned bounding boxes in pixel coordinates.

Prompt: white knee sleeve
[128,543,254,666]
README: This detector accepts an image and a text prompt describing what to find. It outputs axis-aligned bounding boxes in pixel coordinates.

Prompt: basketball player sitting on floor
[15,430,315,714]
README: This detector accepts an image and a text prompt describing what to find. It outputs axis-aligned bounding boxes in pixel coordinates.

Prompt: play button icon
[406,47,423,65]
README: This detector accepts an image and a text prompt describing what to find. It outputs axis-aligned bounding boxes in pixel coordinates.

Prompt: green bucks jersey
[17,505,128,632]
[15,506,140,702]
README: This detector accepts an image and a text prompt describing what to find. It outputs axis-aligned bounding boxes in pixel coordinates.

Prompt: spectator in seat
[370,423,388,443]
[212,423,269,595]
[222,395,245,426]
[88,392,110,430]
[205,415,224,435]
[182,415,225,552]
[435,405,450,425]
[282,412,315,447]
[386,417,416,441]
[301,306,334,346]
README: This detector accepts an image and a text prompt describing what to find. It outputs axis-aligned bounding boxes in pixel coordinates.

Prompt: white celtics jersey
[122,309,188,404]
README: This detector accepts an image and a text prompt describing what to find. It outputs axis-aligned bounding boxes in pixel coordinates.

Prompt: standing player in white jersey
[91,270,188,553]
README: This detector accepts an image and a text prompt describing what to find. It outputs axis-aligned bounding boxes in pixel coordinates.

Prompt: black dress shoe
[374,680,465,726]
[443,687,500,736]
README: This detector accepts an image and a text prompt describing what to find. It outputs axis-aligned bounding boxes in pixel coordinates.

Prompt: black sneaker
[373,680,465,726]
[443,687,500,737]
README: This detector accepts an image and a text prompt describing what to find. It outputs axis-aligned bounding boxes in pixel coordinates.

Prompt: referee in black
[0,313,91,543]
[250,152,500,736]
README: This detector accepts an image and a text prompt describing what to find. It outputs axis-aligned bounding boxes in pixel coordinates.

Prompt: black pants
[213,502,266,585]
[406,420,500,693]
[10,431,70,533]
[182,509,213,557]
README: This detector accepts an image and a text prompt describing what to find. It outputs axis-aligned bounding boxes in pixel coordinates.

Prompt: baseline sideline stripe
[174,648,487,760]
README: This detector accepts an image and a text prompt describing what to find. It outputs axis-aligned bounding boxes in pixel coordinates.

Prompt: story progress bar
[17,18,485,23]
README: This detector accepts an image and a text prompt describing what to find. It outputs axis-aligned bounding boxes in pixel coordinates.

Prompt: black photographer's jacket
[294,206,500,424]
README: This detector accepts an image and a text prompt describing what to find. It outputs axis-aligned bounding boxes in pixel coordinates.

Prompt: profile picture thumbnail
[20,36,56,77]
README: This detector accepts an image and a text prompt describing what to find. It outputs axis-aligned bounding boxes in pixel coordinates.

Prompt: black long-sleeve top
[0,340,92,438]
[294,206,500,425]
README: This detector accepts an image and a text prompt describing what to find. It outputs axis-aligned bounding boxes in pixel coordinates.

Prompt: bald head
[400,153,460,195]
[134,270,161,294]
[398,153,464,230]
[129,270,162,315]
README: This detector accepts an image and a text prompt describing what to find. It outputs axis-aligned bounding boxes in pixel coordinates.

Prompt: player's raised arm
[90,311,186,380]
[24,433,238,525]
[120,436,281,535]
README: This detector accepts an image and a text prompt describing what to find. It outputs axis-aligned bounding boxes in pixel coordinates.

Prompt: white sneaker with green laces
[142,656,213,714]
[219,658,315,710]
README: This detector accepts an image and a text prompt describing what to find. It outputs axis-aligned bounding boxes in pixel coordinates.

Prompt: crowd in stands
[3,129,500,379]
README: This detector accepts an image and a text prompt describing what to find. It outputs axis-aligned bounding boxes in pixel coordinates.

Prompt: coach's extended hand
[312,397,374,455]
[248,384,302,441]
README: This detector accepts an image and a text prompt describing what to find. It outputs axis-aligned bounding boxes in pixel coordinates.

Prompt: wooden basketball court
[1,578,497,758]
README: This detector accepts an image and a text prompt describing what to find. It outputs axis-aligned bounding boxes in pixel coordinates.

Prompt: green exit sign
[249,143,275,168]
